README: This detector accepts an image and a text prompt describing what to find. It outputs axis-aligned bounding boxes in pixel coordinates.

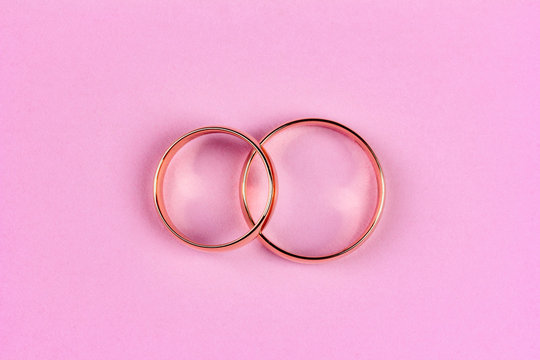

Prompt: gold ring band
[154,127,276,251]
[240,118,386,262]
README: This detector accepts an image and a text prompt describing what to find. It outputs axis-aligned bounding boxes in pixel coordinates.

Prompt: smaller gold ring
[241,118,386,262]
[154,127,276,251]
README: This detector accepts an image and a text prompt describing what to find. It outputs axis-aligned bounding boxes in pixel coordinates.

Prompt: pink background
[1,1,539,359]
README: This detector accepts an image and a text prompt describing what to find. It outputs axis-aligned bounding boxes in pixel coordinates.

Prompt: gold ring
[154,127,276,251]
[240,118,386,262]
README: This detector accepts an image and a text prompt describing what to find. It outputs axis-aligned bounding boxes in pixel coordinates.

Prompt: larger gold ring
[241,118,386,262]
[154,127,276,251]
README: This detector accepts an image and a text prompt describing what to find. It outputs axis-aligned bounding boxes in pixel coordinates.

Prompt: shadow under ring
[240,118,386,262]
[154,126,276,251]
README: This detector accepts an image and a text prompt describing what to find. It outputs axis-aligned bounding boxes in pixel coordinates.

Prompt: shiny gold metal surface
[241,118,385,262]
[154,127,276,251]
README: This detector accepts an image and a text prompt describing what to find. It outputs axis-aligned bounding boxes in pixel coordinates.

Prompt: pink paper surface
[1,1,539,359]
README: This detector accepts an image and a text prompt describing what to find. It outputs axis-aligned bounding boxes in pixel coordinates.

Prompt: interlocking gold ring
[240,118,385,263]
[154,120,385,262]
[154,127,276,251]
